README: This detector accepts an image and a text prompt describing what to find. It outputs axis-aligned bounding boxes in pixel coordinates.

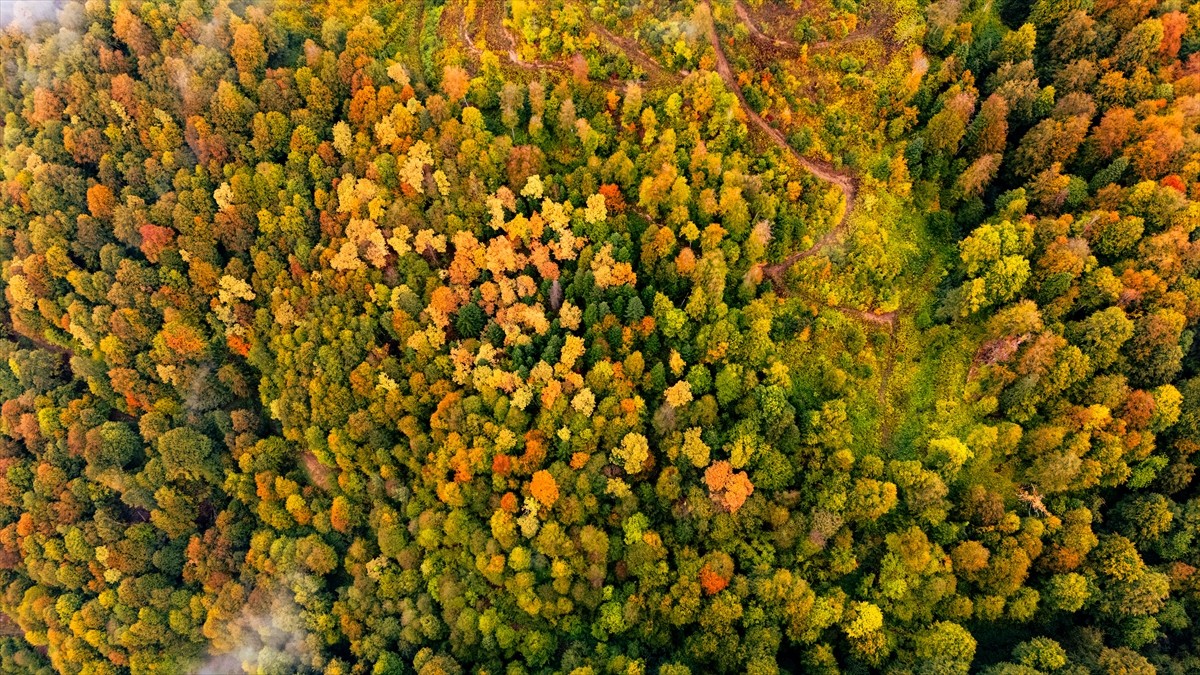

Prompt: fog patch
[194,574,319,674]
[1,0,66,31]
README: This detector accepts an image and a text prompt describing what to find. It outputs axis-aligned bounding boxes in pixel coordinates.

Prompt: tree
[1043,573,1089,612]
[442,66,471,103]
[232,23,268,86]
[1113,19,1164,72]
[1011,117,1089,178]
[529,470,559,508]
[1097,647,1154,675]
[157,428,218,482]
[212,80,255,131]
[1011,638,1067,671]
[1029,0,1092,31]
[997,24,1037,64]
[1067,307,1134,371]
[967,95,1009,158]
[500,81,524,135]
[957,154,1002,197]
[615,433,650,474]
[1112,494,1173,545]
[914,622,976,675]
[1127,309,1186,387]
[85,422,140,471]
[926,90,976,155]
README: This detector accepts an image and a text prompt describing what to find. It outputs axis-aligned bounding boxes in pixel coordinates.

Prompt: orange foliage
[722,472,754,512]
[442,65,471,103]
[430,392,463,431]
[530,470,559,507]
[1162,175,1187,194]
[492,454,513,476]
[1161,12,1188,59]
[699,565,729,595]
[1166,561,1196,589]
[428,286,460,327]
[1120,390,1156,430]
[139,224,175,262]
[349,84,379,128]
[87,184,116,220]
[620,397,639,416]
[448,436,482,482]
[520,431,547,472]
[675,248,696,275]
[705,460,733,492]
[699,551,734,595]
[30,87,62,126]
[599,183,626,213]
[161,322,207,358]
[330,495,352,533]
[704,461,755,512]
[1132,117,1185,179]
[226,334,251,357]
[15,513,33,538]
[1040,545,1083,573]
[1092,107,1136,159]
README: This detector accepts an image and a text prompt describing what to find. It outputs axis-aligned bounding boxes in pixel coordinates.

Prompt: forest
[2,0,1200,672]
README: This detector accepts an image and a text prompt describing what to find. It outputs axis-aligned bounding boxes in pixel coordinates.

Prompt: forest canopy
[2,0,1200,673]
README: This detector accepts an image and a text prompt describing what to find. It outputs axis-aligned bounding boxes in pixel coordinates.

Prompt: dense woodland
[2,0,1200,672]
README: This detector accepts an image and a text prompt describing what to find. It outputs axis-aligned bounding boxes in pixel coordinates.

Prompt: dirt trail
[485,0,567,71]
[458,0,674,80]
[451,0,899,422]
[700,1,901,421]
[838,306,896,329]
[735,0,891,54]
[454,2,482,60]
[1,314,69,357]
[734,1,801,54]
[457,0,566,72]
[793,289,895,331]
[586,17,678,85]
[698,1,859,289]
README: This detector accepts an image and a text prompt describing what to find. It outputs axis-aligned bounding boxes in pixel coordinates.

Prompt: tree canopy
[2,0,1200,673]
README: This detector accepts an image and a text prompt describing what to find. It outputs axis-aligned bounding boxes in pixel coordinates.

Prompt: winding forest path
[734,0,892,54]
[455,2,481,60]
[454,0,899,417]
[585,15,678,85]
[793,289,896,332]
[1,314,69,358]
[698,1,859,289]
[839,306,897,329]
[457,0,567,72]
[734,1,801,54]
[699,1,900,421]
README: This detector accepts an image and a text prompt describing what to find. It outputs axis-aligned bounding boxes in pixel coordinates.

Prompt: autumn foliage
[2,0,1200,674]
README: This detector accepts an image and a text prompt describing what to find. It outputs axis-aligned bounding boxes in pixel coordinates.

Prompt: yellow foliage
[591,243,637,289]
[614,432,650,473]
[664,381,692,408]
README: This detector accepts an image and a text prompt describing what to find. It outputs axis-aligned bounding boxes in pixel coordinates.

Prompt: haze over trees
[1,0,1200,673]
